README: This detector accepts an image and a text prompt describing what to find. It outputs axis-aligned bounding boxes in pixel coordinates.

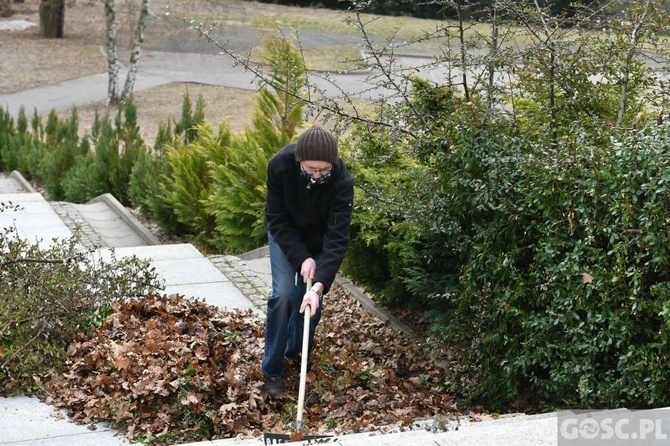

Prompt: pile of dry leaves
[44,286,459,444]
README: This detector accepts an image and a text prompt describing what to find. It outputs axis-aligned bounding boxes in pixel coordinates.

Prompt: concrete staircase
[0,170,268,313]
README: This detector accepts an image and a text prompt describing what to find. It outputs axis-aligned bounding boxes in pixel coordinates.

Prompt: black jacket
[265,143,354,293]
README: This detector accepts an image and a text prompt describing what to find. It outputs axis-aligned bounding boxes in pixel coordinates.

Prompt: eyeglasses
[300,164,333,176]
[300,162,334,188]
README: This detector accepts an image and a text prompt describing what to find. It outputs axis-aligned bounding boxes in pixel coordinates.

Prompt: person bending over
[261,125,354,396]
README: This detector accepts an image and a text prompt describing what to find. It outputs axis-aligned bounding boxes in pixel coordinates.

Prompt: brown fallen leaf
[43,289,461,445]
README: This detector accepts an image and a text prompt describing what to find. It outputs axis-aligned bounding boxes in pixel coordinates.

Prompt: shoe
[262,375,285,397]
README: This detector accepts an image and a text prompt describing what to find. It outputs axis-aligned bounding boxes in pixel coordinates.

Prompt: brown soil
[1,1,108,93]
[0,0,297,93]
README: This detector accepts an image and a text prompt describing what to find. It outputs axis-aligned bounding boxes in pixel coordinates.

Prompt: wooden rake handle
[296,278,313,431]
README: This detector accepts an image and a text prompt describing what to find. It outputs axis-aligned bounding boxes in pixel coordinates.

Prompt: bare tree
[104,0,150,105]
[39,0,65,38]
[175,0,669,143]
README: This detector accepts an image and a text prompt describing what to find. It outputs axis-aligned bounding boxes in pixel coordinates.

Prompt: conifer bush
[128,142,179,233]
[40,110,90,200]
[0,107,19,173]
[61,100,144,205]
[128,95,207,236]
[206,74,304,250]
[158,123,229,246]
[0,107,85,194]
[139,27,307,252]
[207,129,280,252]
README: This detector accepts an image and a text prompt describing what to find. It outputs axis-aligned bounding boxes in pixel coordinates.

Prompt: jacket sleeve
[265,161,311,271]
[314,176,354,294]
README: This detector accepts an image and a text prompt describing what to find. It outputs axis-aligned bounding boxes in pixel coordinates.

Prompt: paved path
[0,47,452,120]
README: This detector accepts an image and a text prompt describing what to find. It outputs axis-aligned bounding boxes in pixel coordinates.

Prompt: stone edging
[208,254,271,313]
[9,170,37,193]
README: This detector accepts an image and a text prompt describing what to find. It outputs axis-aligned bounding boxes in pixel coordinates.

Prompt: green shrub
[206,82,301,251]
[128,142,189,237]
[61,100,144,205]
[39,109,90,200]
[434,120,670,410]
[174,91,206,145]
[128,93,211,238]
[206,129,279,252]
[0,107,84,191]
[0,202,162,394]
[129,144,166,216]
[142,27,307,252]
[60,111,113,202]
[342,57,670,409]
[158,122,232,246]
[0,107,18,172]
[340,128,425,301]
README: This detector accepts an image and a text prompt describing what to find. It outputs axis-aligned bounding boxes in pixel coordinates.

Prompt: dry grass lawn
[0,0,335,143]
[1,0,442,144]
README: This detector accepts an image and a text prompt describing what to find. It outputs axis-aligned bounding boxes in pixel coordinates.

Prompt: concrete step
[51,194,160,249]
[0,171,35,194]
[0,171,158,249]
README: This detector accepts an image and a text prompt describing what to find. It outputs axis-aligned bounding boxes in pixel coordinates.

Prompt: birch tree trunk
[105,0,150,105]
[104,0,120,105]
[120,0,150,102]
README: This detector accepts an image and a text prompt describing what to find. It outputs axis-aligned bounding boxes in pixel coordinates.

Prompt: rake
[263,279,333,444]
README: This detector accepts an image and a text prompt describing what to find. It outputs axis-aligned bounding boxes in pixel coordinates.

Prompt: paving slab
[0,395,135,446]
[178,413,559,446]
[0,192,73,248]
[0,171,37,193]
[68,201,148,248]
[237,246,272,290]
[97,244,261,314]
[319,413,558,446]
[0,71,172,119]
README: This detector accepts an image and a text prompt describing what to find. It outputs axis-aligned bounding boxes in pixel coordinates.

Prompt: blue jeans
[261,234,322,378]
